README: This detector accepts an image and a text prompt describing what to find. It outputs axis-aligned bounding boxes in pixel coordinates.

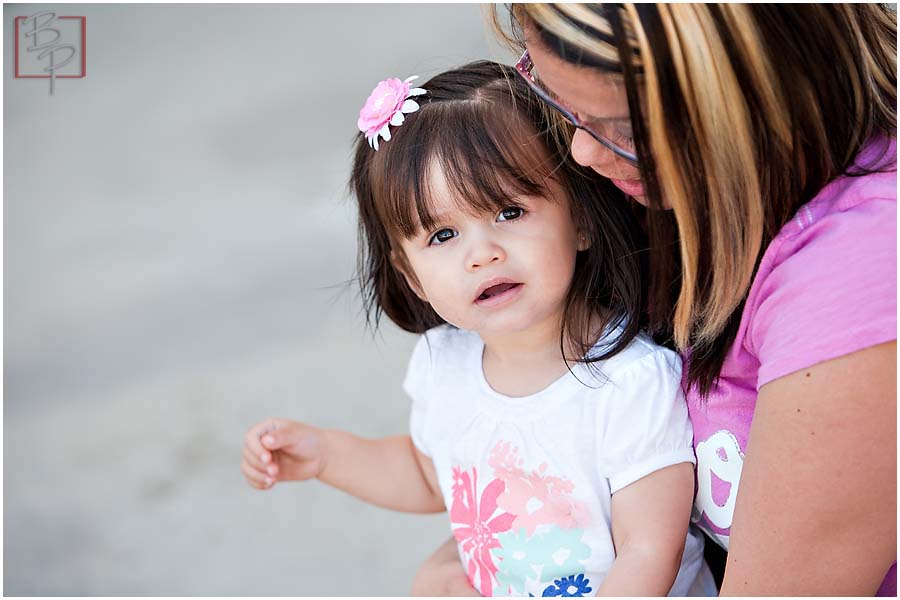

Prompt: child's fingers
[241,460,274,489]
[245,421,284,464]
[258,425,289,451]
[260,423,315,455]
[256,417,288,440]
[244,427,267,457]
[242,445,275,475]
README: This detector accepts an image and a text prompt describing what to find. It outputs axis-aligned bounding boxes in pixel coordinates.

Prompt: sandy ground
[4,4,510,594]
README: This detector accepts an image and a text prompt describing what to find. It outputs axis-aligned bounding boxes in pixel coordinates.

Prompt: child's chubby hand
[241,418,326,490]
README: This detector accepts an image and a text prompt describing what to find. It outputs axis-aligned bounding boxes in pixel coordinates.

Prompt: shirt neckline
[470,334,587,418]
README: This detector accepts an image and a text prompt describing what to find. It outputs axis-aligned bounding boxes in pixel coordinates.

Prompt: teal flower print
[491,526,592,594]
[531,528,591,582]
[492,528,540,594]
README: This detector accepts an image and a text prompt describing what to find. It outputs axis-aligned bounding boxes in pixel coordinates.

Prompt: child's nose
[465,236,506,272]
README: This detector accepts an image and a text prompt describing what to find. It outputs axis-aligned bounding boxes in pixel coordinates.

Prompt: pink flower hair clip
[357,75,427,151]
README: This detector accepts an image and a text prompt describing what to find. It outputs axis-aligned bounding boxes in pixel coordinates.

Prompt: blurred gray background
[4,4,514,595]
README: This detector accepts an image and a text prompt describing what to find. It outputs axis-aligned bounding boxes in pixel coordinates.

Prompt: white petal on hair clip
[357,75,428,150]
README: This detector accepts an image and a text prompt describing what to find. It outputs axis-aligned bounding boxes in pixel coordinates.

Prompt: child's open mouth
[474,281,523,306]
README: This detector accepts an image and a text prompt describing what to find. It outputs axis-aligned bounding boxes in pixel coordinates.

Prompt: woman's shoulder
[773,136,896,251]
[742,137,897,382]
[754,138,895,293]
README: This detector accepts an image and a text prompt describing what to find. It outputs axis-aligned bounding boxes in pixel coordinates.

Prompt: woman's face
[524,26,656,207]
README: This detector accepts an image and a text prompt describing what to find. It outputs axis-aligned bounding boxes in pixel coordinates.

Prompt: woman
[485,3,896,596]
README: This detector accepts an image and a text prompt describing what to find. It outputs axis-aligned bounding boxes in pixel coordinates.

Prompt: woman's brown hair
[350,60,648,365]
[494,4,897,396]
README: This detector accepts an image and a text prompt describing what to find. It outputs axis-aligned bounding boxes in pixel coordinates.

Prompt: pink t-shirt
[685,137,897,595]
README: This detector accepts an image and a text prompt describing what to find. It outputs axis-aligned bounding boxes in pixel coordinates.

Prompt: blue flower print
[541,574,593,597]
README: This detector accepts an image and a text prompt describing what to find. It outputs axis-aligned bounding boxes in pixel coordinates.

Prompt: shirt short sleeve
[748,190,896,389]
[597,348,696,494]
[403,333,434,457]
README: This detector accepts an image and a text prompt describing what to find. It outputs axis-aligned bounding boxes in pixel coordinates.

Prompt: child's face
[396,171,588,336]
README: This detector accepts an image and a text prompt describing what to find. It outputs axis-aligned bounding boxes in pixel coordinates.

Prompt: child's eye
[428,228,457,246]
[497,206,524,222]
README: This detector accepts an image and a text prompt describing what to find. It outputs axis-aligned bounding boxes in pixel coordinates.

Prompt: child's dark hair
[350,60,646,364]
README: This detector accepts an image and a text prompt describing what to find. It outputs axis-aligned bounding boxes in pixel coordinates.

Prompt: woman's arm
[597,462,695,596]
[721,341,896,595]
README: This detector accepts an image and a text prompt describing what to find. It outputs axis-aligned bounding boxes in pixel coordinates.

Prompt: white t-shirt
[404,325,715,597]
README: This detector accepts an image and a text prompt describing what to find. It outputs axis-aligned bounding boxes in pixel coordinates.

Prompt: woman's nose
[466,235,506,272]
[570,128,620,175]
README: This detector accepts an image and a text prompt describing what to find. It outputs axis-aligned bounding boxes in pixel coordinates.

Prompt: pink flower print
[450,466,516,596]
[489,441,527,480]
[490,442,590,536]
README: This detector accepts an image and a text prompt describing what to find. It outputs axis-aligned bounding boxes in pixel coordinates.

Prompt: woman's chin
[630,193,651,207]
[630,193,673,210]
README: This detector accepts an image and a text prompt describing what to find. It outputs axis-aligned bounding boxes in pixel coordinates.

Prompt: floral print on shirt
[449,441,594,596]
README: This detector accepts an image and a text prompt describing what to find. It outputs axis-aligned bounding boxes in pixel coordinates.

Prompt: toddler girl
[241,61,714,597]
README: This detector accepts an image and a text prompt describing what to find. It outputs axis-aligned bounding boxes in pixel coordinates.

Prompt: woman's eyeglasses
[515,50,638,164]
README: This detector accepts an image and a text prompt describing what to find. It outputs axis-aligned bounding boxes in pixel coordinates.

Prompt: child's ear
[390,249,428,302]
[576,231,592,252]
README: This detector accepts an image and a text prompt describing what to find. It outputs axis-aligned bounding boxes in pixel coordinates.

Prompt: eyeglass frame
[514,49,639,164]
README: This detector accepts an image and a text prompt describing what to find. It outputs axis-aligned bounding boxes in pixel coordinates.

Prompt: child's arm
[242,418,444,514]
[597,462,694,596]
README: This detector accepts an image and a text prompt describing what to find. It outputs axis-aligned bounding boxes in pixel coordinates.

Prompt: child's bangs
[376,101,560,240]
